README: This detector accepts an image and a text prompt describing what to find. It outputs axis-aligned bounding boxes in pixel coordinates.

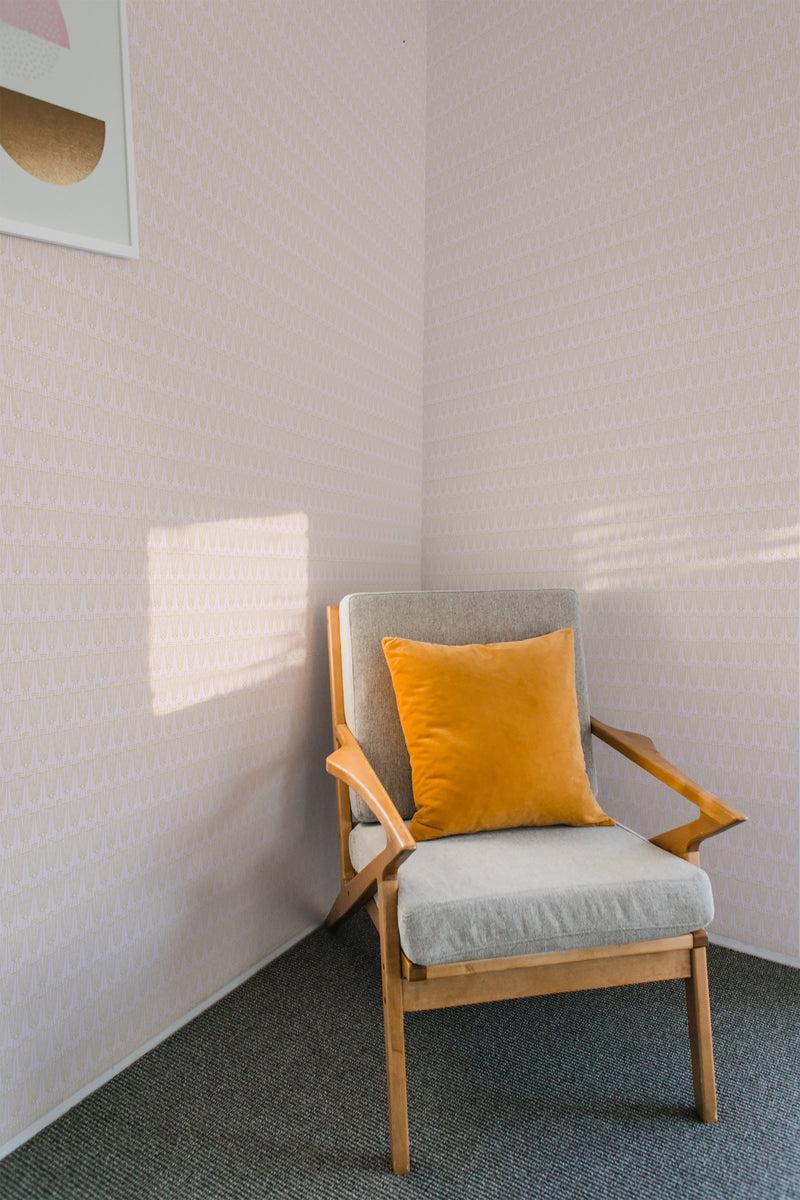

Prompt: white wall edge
[0,920,322,1163]
[709,932,800,970]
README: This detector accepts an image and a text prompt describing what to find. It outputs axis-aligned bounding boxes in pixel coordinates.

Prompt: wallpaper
[1,0,425,1149]
[423,0,799,958]
[3,0,798,1158]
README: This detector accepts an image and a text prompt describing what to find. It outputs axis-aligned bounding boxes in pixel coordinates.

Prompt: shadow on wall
[127,509,336,1023]
[2,498,345,1150]
[569,499,798,955]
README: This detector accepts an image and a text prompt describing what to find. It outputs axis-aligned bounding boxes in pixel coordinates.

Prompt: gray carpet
[1,914,798,1199]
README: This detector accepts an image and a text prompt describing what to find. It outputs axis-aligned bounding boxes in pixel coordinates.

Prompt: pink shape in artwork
[0,0,69,48]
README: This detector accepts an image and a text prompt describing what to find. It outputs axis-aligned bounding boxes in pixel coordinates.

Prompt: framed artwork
[0,0,138,258]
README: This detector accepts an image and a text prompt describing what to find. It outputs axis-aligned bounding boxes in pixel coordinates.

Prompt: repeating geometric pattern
[2,0,797,1160]
[423,0,798,958]
[1,0,426,1148]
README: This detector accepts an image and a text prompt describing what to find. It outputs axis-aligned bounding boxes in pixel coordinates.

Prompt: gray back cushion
[339,589,597,823]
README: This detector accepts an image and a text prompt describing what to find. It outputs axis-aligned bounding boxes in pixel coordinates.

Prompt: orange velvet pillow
[382,629,613,841]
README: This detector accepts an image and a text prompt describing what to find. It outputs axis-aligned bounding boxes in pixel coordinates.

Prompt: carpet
[1,914,798,1199]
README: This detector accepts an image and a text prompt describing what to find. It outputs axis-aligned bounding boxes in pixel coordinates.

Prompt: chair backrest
[338,589,597,823]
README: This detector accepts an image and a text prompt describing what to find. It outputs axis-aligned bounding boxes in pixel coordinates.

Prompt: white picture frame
[0,0,138,259]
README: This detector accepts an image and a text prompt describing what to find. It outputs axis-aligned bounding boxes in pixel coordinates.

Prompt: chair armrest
[327,724,416,865]
[590,716,746,862]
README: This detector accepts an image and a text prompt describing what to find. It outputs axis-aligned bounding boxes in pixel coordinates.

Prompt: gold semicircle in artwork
[0,86,105,184]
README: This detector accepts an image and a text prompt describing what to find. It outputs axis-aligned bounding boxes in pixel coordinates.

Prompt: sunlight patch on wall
[571,501,798,594]
[147,514,309,715]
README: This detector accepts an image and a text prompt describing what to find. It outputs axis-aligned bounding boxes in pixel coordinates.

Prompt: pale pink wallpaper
[2,0,798,1159]
[1,0,425,1150]
[423,0,798,960]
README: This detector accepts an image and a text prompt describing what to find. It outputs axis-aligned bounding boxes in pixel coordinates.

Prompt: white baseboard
[3,920,795,1162]
[709,932,800,969]
[0,921,322,1163]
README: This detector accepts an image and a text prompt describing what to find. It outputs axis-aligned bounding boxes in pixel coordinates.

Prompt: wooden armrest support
[590,716,746,861]
[325,725,415,928]
[327,724,416,862]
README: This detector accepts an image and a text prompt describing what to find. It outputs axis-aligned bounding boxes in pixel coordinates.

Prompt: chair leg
[685,943,718,1122]
[378,879,410,1174]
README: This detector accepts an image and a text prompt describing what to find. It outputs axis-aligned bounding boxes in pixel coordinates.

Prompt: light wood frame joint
[590,716,746,861]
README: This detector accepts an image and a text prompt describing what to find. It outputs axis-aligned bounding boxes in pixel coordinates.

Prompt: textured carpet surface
[1,915,798,1199]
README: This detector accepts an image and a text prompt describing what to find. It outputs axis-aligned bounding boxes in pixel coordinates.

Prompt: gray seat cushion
[349,822,714,966]
[339,589,597,822]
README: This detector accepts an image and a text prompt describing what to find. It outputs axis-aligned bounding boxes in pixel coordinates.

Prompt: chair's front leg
[378,876,410,1174]
[685,939,718,1122]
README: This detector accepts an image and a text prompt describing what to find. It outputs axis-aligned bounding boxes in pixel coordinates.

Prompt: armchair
[325,590,745,1174]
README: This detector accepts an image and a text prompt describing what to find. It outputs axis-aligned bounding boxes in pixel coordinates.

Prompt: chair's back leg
[327,606,354,883]
[685,940,718,1122]
[378,878,411,1174]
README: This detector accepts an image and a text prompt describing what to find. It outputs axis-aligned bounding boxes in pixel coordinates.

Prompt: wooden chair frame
[325,605,746,1174]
